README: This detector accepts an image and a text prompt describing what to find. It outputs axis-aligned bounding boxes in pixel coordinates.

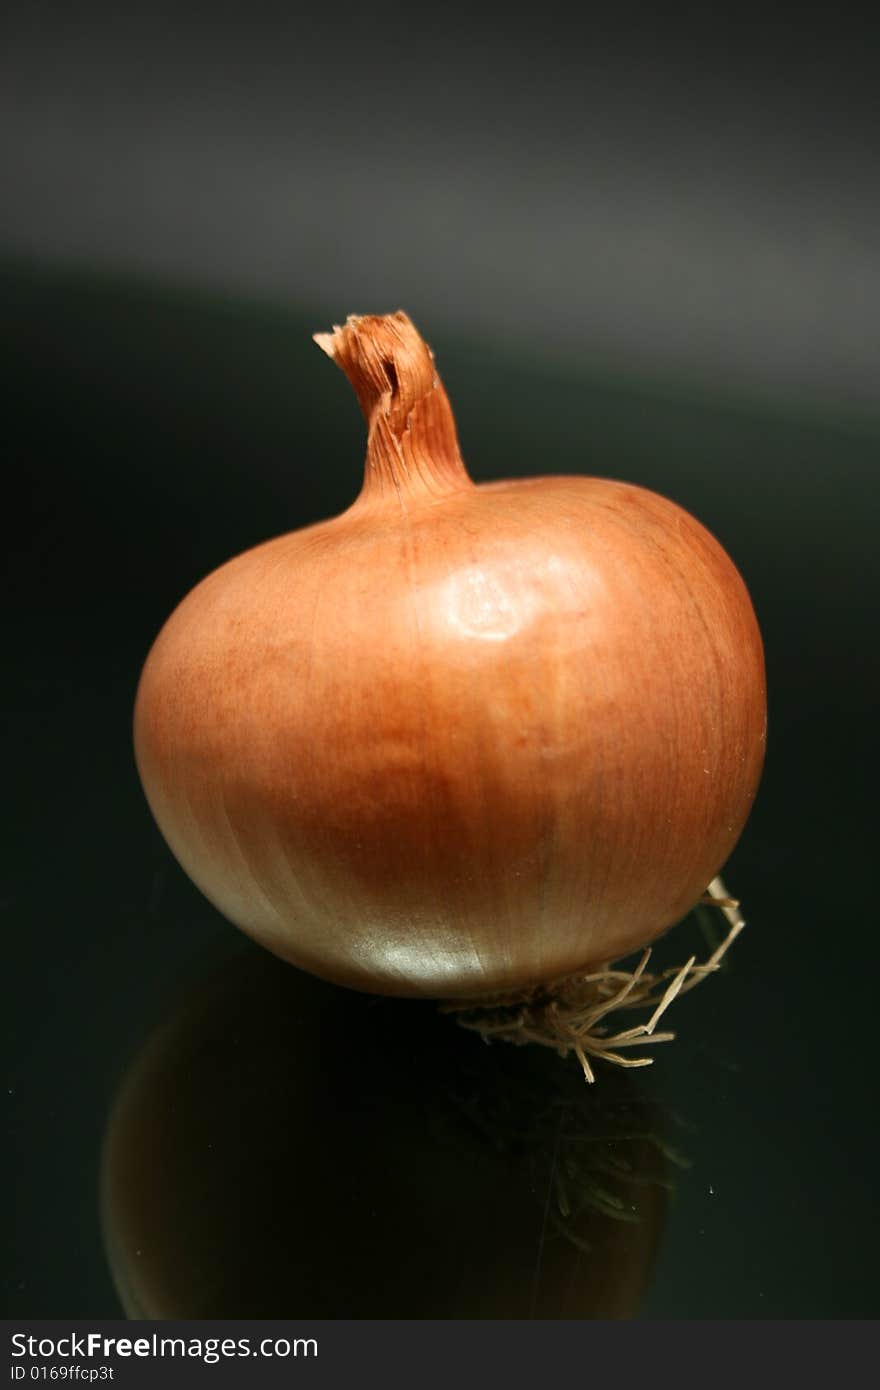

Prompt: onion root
[441,877,745,1083]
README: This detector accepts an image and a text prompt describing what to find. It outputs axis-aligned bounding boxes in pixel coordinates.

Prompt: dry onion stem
[442,877,745,1083]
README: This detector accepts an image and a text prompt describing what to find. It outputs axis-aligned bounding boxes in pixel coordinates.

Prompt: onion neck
[315,312,474,511]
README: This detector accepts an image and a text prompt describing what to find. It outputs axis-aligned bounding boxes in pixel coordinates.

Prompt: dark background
[4,4,879,1319]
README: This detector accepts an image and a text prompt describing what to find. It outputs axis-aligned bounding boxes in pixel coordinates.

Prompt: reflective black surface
[101,949,672,1319]
[5,265,879,1317]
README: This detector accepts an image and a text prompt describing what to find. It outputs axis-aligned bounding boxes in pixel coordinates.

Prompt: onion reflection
[101,949,679,1318]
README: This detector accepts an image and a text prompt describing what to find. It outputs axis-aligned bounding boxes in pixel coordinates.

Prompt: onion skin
[134,313,766,999]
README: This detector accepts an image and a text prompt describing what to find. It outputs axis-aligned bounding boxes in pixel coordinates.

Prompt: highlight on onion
[134,311,766,1079]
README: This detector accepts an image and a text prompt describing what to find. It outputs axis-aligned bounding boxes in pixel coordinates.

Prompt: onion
[134,312,765,1028]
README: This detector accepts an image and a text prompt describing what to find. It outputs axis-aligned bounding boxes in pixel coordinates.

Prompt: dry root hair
[442,878,745,1083]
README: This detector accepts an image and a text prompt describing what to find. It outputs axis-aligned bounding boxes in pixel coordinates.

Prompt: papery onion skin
[134,313,766,999]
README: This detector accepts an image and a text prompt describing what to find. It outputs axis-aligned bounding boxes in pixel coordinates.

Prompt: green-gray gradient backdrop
[3,3,879,1320]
